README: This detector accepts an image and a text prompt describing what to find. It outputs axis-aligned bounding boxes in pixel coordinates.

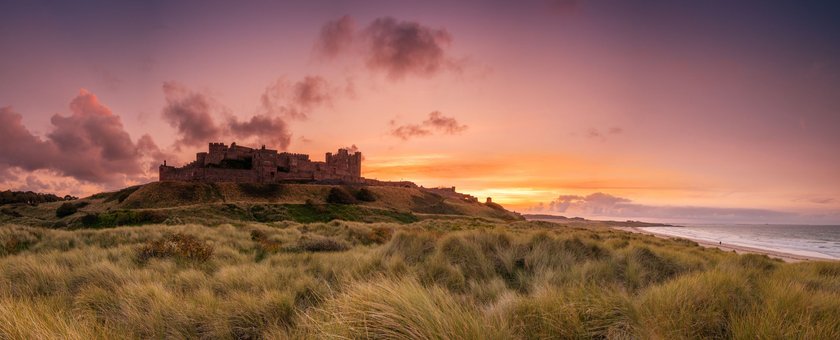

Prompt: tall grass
[0,220,837,338]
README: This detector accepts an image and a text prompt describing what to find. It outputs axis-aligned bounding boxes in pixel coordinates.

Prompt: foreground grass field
[1,220,839,339]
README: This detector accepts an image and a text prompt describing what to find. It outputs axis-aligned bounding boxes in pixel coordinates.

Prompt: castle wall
[159,142,365,184]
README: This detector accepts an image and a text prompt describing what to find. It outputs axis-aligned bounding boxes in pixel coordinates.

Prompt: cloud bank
[0,90,162,186]
[390,111,468,140]
[527,192,832,224]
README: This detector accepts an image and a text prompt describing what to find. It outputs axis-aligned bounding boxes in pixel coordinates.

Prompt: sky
[1,0,839,224]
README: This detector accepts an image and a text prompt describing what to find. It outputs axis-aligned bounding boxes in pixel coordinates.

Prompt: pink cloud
[0,90,161,186]
[161,81,224,148]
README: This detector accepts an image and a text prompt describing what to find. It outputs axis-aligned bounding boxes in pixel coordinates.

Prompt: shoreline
[611,226,835,263]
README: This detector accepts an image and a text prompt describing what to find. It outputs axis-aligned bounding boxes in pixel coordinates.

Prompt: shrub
[354,188,377,202]
[80,214,99,227]
[297,235,349,252]
[326,187,356,205]
[79,210,168,228]
[0,208,22,217]
[238,183,283,199]
[55,202,78,218]
[135,233,214,264]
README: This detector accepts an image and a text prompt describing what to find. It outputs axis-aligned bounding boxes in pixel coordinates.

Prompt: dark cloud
[161,81,223,147]
[315,16,461,80]
[0,90,161,185]
[293,76,332,108]
[136,134,176,171]
[260,76,333,120]
[425,111,468,134]
[390,122,432,140]
[531,192,799,224]
[228,114,291,150]
[160,81,298,150]
[314,15,356,59]
[363,17,457,80]
[0,106,56,172]
[390,111,468,140]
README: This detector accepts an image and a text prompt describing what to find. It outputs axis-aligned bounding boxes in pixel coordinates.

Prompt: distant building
[159,142,363,184]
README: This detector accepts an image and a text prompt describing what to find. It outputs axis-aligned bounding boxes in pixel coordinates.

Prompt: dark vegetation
[1,190,76,205]
[55,201,89,218]
[80,210,168,228]
[327,187,357,204]
[354,187,377,202]
[237,183,283,198]
[103,186,141,203]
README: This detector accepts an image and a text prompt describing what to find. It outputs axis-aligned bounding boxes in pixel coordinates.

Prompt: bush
[297,235,349,252]
[135,233,214,264]
[55,202,78,218]
[238,183,283,199]
[79,210,168,228]
[327,187,356,205]
[354,188,377,202]
[1,208,22,218]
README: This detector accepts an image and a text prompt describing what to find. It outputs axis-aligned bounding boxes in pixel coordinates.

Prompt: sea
[638,224,840,260]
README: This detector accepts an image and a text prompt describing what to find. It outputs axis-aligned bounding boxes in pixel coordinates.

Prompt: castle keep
[159,142,363,184]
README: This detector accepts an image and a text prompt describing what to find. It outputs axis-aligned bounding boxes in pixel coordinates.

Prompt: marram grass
[0,220,838,339]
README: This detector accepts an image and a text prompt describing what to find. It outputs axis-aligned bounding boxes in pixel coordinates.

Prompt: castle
[159,142,363,184]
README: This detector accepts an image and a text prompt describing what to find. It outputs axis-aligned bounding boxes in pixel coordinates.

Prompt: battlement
[159,142,364,184]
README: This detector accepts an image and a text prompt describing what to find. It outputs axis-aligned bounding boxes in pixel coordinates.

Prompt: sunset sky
[2,1,839,224]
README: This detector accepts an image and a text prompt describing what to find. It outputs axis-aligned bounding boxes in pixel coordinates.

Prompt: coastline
[611,226,834,263]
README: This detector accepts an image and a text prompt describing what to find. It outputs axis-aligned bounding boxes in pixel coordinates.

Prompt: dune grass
[0,220,838,339]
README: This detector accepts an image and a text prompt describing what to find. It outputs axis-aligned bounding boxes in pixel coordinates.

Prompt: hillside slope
[0,181,522,227]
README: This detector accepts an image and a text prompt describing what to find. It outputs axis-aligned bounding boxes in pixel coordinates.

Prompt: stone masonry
[159,142,363,184]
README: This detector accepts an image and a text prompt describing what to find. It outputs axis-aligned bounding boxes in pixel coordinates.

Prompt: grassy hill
[0,181,522,228]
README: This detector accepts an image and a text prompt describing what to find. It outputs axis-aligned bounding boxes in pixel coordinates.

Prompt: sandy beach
[611,226,833,263]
